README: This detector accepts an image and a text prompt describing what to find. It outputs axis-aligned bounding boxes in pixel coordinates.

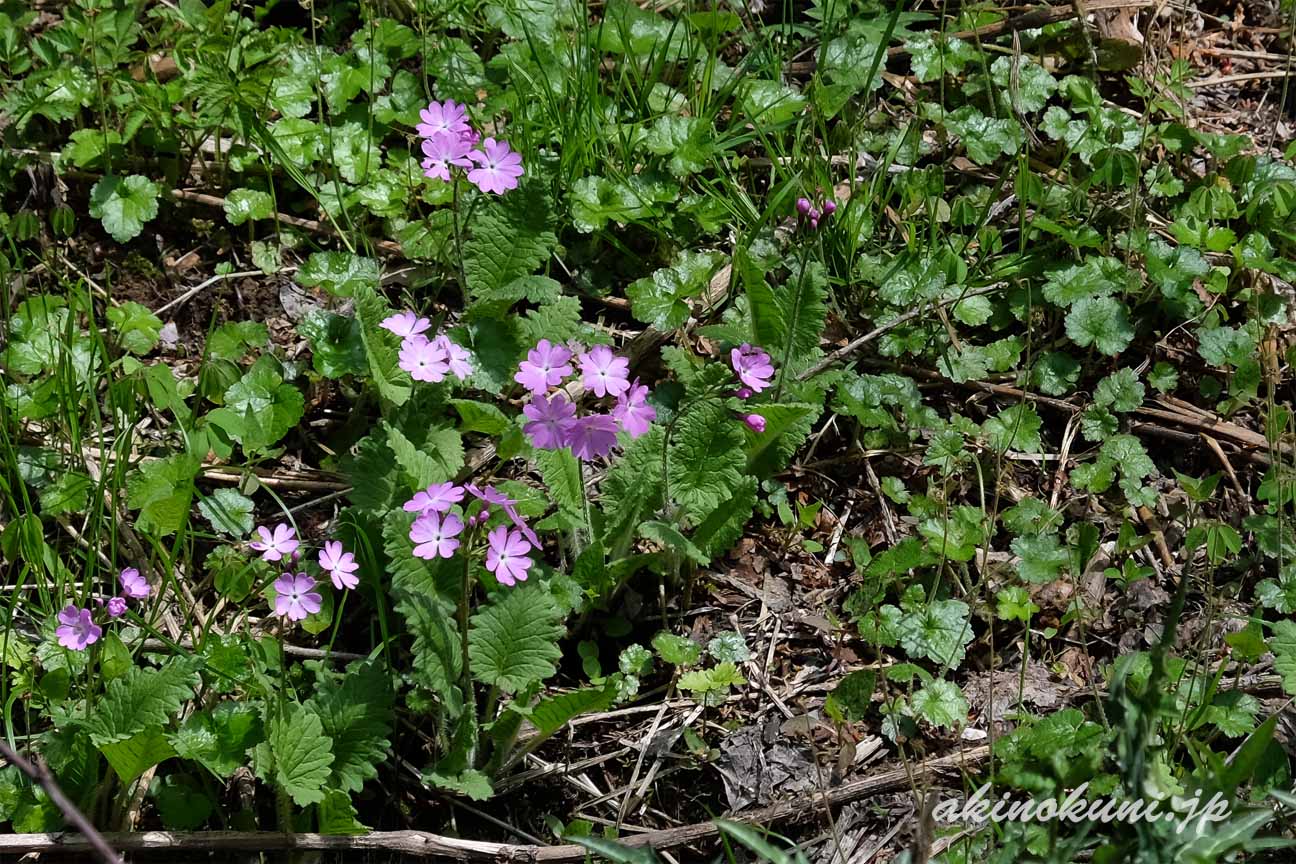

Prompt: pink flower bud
[822,199,836,216]
[742,413,766,433]
[808,208,820,221]
[809,218,819,230]
[795,197,811,215]
[291,548,302,563]
[734,387,753,399]
[106,597,127,618]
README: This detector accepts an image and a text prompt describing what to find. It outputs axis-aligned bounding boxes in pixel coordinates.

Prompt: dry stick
[0,745,990,862]
[168,189,402,255]
[797,284,1007,381]
[154,270,266,317]
[0,740,123,864]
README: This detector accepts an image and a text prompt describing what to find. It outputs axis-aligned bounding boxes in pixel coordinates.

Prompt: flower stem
[457,545,478,766]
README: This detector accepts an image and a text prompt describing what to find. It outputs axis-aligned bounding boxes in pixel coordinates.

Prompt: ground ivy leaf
[223,188,275,225]
[912,678,968,729]
[1094,367,1145,412]
[627,250,724,330]
[1012,534,1070,583]
[1065,296,1134,356]
[106,301,163,355]
[197,488,255,538]
[169,702,265,778]
[89,174,160,243]
[982,404,1043,453]
[297,252,380,298]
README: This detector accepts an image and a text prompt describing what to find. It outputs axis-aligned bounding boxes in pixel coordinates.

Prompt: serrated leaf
[198,488,255,537]
[169,701,264,778]
[99,728,176,784]
[223,188,275,225]
[1272,621,1296,695]
[1012,534,1070,583]
[707,631,750,663]
[626,250,724,331]
[297,252,379,298]
[1094,367,1145,412]
[892,597,973,666]
[911,678,968,729]
[639,520,707,564]
[85,660,200,746]
[747,260,827,363]
[207,362,305,453]
[306,661,393,793]
[353,284,411,405]
[1065,296,1134,356]
[983,404,1043,453]
[424,768,494,801]
[269,705,334,807]
[824,669,876,723]
[468,587,563,693]
[651,632,701,666]
[463,182,557,297]
[667,399,745,520]
[692,475,757,560]
[106,301,163,355]
[318,789,368,835]
[126,452,200,537]
[534,448,584,515]
[521,680,618,739]
[385,422,464,489]
[298,310,367,379]
[89,174,160,242]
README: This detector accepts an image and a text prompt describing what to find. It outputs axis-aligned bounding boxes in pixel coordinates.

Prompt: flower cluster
[516,340,655,460]
[250,522,363,623]
[404,482,539,587]
[54,568,153,651]
[730,343,776,434]
[380,310,474,384]
[416,99,523,195]
[795,196,836,230]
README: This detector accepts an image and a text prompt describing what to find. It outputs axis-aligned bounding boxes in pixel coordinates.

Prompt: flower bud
[106,597,127,618]
[808,207,820,221]
[809,217,819,230]
[734,386,753,399]
[742,413,766,433]
[795,197,811,215]
[822,199,836,216]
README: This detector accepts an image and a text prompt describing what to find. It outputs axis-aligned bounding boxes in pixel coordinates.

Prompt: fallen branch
[0,746,990,861]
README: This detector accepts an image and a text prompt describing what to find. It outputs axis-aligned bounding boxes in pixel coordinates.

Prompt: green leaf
[692,476,757,560]
[353,284,411,405]
[639,520,708,564]
[533,448,584,516]
[982,404,1043,453]
[1272,620,1296,695]
[152,775,213,830]
[107,301,163,355]
[318,789,369,835]
[678,662,746,705]
[89,174,160,242]
[626,250,724,331]
[911,678,968,729]
[996,586,1039,622]
[170,702,265,778]
[223,188,275,225]
[944,107,1023,165]
[739,79,806,125]
[1012,534,1070,583]
[197,488,255,538]
[1094,367,1145,412]
[1065,296,1135,356]
[396,593,462,702]
[707,631,751,663]
[452,399,511,436]
[208,362,305,452]
[463,182,557,297]
[385,422,464,489]
[306,661,394,793]
[331,121,378,184]
[269,705,334,807]
[468,586,564,693]
[668,399,745,520]
[298,310,367,378]
[1198,325,1256,369]
[642,115,714,176]
[1031,351,1082,396]
[99,728,176,784]
[126,452,201,537]
[208,321,269,361]
[1148,361,1179,393]
[38,472,90,517]
[747,258,827,363]
[990,55,1057,113]
[892,593,973,666]
[85,660,200,746]
[521,680,619,740]
[297,252,379,298]
[651,632,702,667]
[424,768,494,801]
[568,175,658,233]
[824,669,876,723]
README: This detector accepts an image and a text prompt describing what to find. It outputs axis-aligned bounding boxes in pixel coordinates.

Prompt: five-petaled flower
[273,573,322,622]
[730,344,775,393]
[485,525,533,587]
[467,138,524,195]
[410,512,465,560]
[319,541,360,590]
[436,334,474,380]
[416,99,472,140]
[404,482,466,515]
[467,484,540,548]
[399,335,451,383]
[55,606,101,651]
[250,523,299,562]
[523,393,578,450]
[421,132,474,182]
[568,414,619,461]
[119,567,150,599]
[578,345,630,398]
[613,379,656,439]
[380,310,431,339]
[515,339,573,394]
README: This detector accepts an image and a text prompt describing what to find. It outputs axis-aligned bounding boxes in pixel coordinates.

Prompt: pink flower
[399,335,451,383]
[435,334,473,380]
[55,606,101,650]
[742,413,766,433]
[319,541,360,590]
[567,414,619,460]
[416,99,471,140]
[380,311,431,339]
[467,138,523,195]
[578,345,630,398]
[119,567,150,599]
[613,379,655,438]
[734,387,754,399]
[273,573,322,622]
[796,197,812,215]
[523,393,577,450]
[730,344,775,393]
[250,523,299,562]
[410,512,464,560]
[485,525,532,587]
[514,339,572,394]
[106,597,128,618]
[404,482,466,515]
[467,484,541,549]
[421,132,473,182]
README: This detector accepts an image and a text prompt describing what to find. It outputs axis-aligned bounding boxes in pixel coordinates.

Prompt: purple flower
[416,99,471,140]
[514,339,572,394]
[578,345,630,398]
[55,606,101,650]
[734,387,754,399]
[106,597,128,618]
[119,567,150,599]
[273,573,322,622]
[404,482,466,515]
[435,334,473,381]
[613,379,656,439]
[730,344,775,393]
[822,200,837,216]
[399,335,451,383]
[410,512,464,560]
[380,310,431,339]
[523,393,577,450]
[421,132,474,182]
[319,541,360,590]
[567,414,619,461]
[467,484,541,549]
[467,138,524,195]
[742,413,766,433]
[796,197,812,215]
[250,523,299,562]
[485,525,532,587]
